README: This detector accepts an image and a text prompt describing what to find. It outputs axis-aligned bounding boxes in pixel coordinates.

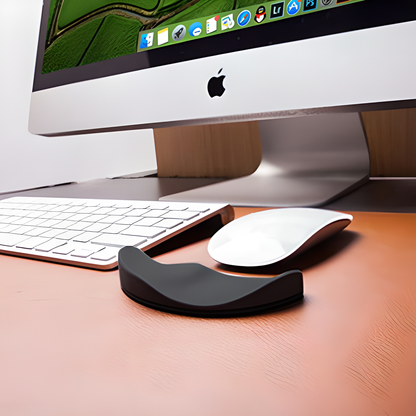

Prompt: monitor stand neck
[161,113,370,207]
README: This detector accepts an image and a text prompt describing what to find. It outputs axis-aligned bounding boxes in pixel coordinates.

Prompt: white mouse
[208,208,352,267]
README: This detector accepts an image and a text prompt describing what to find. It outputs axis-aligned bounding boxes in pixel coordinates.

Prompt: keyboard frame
[0,197,234,270]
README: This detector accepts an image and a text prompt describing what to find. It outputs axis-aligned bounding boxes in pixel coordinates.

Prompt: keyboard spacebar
[91,234,147,248]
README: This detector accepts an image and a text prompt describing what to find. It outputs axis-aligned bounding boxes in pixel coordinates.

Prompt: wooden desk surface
[1,209,415,416]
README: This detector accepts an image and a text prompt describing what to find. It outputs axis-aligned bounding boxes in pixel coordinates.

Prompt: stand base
[161,113,370,207]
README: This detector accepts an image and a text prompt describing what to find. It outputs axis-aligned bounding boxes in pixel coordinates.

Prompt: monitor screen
[29,0,416,136]
[40,0,365,78]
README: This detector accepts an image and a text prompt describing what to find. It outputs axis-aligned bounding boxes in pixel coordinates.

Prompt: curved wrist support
[118,246,303,318]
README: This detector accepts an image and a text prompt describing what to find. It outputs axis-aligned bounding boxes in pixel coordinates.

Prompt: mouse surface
[208,208,352,267]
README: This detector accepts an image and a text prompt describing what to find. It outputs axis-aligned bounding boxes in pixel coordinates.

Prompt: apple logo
[207,69,226,98]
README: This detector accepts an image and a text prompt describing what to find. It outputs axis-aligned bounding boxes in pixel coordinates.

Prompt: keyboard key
[0,233,30,247]
[101,224,129,234]
[66,213,91,222]
[122,225,166,239]
[53,244,74,255]
[91,247,119,261]
[25,218,48,227]
[73,232,101,243]
[25,204,46,211]
[83,223,110,233]
[130,202,150,209]
[161,203,188,211]
[135,218,161,226]
[47,205,66,212]
[38,219,62,228]
[38,212,61,219]
[125,208,150,217]
[48,205,71,212]
[56,230,84,240]
[162,211,199,220]
[53,212,76,220]
[111,202,133,209]
[0,225,21,233]
[40,229,66,238]
[70,248,96,258]
[108,208,133,216]
[63,206,84,213]
[25,211,43,218]
[115,217,141,226]
[187,205,210,213]
[35,239,67,253]
[142,210,168,218]
[148,202,170,210]
[16,237,50,250]
[6,209,28,217]
[69,200,86,206]
[83,201,100,207]
[154,219,183,229]
[53,220,77,229]
[96,201,116,208]
[93,207,116,215]
[99,215,125,224]
[10,226,36,235]
[9,217,34,226]
[83,214,108,222]
[77,206,100,214]
[67,222,90,231]
[26,227,52,237]
[91,234,147,248]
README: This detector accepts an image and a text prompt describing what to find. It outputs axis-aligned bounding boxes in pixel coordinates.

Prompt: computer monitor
[29,0,416,206]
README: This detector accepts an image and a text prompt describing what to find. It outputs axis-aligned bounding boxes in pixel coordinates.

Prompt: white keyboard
[0,196,233,270]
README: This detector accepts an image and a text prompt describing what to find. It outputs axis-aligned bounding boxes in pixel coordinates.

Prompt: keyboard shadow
[145,214,226,258]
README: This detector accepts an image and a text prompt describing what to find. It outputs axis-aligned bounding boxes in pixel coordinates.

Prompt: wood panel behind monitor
[154,110,416,178]
[362,108,416,177]
[153,121,262,178]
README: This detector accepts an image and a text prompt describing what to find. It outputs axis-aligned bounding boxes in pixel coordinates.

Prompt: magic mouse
[208,208,352,267]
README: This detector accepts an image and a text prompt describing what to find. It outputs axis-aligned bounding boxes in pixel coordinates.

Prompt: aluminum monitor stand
[161,113,370,207]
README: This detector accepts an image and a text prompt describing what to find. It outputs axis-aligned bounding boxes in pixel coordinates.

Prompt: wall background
[0,0,157,194]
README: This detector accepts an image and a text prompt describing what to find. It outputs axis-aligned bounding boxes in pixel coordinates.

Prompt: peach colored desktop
[1,208,415,415]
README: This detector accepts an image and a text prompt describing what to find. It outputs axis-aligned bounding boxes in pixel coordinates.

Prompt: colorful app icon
[157,28,169,45]
[270,2,285,19]
[172,25,186,41]
[287,0,301,15]
[304,0,317,11]
[189,22,202,37]
[140,33,154,49]
[321,0,334,5]
[255,6,266,23]
[221,14,235,30]
[206,15,220,34]
[237,10,251,27]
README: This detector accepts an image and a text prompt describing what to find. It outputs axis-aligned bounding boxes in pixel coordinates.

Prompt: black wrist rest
[118,246,303,318]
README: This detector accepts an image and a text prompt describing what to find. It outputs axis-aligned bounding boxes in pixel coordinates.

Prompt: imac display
[29,0,416,206]
[41,0,364,74]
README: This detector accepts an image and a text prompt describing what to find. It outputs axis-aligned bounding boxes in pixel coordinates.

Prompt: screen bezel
[33,0,416,92]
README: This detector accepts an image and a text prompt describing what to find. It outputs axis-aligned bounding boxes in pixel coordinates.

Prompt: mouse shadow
[215,230,361,276]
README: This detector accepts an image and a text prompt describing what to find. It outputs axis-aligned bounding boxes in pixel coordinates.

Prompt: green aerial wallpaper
[42,0,364,74]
